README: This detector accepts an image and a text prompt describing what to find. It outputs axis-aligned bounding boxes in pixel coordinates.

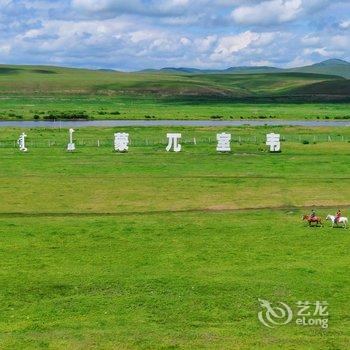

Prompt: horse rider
[310,209,316,220]
[335,209,341,225]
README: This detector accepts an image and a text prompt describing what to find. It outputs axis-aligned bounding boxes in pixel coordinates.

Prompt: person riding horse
[310,209,316,220]
[303,209,322,226]
[335,209,341,225]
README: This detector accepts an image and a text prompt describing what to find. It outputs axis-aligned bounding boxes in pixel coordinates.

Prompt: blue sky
[0,0,349,70]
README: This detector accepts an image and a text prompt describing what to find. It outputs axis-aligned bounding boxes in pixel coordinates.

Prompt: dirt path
[0,203,349,218]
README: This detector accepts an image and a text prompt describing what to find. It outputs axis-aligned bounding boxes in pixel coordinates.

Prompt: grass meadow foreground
[0,126,349,349]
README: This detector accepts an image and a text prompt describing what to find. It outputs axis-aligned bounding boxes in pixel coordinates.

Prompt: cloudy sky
[1,0,349,70]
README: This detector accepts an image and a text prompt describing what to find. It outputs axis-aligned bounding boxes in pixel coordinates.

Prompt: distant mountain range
[138,59,350,78]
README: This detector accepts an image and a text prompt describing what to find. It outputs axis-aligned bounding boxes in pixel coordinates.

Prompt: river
[0,119,349,128]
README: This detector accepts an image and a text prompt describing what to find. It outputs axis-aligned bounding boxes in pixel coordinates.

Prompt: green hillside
[0,64,350,120]
[290,79,350,98]
[0,64,346,99]
[289,59,350,78]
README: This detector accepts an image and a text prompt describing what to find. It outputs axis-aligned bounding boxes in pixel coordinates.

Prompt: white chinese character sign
[266,133,281,152]
[216,133,231,152]
[114,133,129,152]
[166,133,181,152]
[67,128,75,151]
[17,132,28,152]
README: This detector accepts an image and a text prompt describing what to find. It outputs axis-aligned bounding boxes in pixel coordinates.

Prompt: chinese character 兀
[114,132,129,152]
[17,132,28,152]
[67,128,76,151]
[266,133,281,152]
[216,133,231,152]
[313,301,329,317]
[296,301,311,316]
[166,133,181,152]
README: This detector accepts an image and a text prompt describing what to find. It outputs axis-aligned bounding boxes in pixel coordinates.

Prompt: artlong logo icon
[258,298,293,328]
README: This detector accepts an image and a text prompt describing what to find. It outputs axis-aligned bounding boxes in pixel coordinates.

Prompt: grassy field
[0,126,349,349]
[0,65,350,121]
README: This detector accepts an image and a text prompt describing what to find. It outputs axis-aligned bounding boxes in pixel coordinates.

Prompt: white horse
[326,215,348,228]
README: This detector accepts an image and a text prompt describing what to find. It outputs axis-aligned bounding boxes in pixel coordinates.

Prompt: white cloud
[303,47,336,58]
[71,0,203,17]
[339,20,350,29]
[129,29,165,43]
[330,35,349,49]
[210,31,276,62]
[230,0,333,26]
[0,0,349,69]
[180,36,191,45]
[301,35,320,46]
[16,19,133,55]
[23,1,61,11]
[160,14,203,25]
[195,35,217,52]
[153,0,190,15]
[71,0,144,14]
[249,59,273,66]
[231,0,303,25]
[285,56,313,67]
[0,0,12,6]
[0,44,11,54]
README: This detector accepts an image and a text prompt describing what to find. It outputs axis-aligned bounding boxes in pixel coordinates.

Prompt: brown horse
[303,215,323,227]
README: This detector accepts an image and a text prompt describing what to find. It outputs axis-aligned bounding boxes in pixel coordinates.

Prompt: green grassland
[0,65,350,120]
[0,126,349,349]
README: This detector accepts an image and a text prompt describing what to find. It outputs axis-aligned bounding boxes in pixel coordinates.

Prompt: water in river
[0,119,349,128]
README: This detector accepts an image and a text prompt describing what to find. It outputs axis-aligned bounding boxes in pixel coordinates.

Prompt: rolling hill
[140,59,350,79]
[288,59,350,78]
[0,63,350,121]
[0,64,349,103]
[140,66,282,75]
